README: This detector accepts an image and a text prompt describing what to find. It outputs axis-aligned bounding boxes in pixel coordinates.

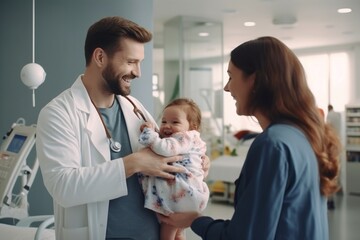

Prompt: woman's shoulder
[250,123,309,153]
[261,123,306,141]
[245,124,314,171]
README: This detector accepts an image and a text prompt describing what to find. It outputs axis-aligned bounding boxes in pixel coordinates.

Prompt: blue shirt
[100,99,159,239]
[192,123,328,240]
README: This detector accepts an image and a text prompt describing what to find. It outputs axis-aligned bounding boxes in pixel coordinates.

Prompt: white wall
[154,42,360,134]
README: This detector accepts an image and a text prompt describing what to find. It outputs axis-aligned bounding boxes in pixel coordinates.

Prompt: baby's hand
[140,122,155,132]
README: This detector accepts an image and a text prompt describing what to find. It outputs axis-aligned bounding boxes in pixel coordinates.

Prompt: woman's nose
[224,81,230,92]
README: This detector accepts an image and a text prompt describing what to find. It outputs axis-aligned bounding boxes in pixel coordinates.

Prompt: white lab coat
[36,75,156,240]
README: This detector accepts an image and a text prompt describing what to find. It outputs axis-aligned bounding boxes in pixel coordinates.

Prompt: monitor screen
[7,134,27,153]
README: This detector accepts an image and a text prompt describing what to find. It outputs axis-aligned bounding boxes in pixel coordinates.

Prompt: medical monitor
[0,124,36,210]
[6,134,27,154]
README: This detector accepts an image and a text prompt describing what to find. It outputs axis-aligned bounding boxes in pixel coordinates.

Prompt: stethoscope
[91,96,147,153]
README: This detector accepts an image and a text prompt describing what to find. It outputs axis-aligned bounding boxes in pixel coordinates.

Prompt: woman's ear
[249,72,256,93]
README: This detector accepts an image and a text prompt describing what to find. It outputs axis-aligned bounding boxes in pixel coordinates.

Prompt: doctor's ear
[93,48,107,67]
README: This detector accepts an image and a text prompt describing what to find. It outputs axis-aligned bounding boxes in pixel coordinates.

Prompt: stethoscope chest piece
[110,138,121,153]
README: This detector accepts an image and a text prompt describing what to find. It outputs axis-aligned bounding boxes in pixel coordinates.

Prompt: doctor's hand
[157,212,201,228]
[140,121,156,132]
[123,148,185,179]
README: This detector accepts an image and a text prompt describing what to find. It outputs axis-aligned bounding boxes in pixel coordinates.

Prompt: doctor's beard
[102,64,136,96]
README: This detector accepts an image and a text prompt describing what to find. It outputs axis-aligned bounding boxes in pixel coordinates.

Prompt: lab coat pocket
[62,226,89,240]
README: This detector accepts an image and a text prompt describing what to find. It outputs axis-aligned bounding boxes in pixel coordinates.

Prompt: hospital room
[0,0,360,239]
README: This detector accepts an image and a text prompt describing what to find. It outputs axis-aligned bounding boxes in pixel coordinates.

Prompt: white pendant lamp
[20,0,46,107]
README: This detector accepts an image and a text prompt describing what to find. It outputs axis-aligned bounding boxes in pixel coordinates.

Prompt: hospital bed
[0,118,55,239]
[0,215,55,240]
[207,131,257,203]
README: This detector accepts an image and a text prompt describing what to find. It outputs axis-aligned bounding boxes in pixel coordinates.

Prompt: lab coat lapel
[86,106,110,162]
[118,95,142,152]
[71,76,110,162]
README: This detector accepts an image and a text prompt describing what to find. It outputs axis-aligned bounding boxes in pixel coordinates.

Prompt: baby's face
[159,106,190,138]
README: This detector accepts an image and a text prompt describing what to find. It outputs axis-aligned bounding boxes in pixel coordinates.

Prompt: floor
[186,193,360,240]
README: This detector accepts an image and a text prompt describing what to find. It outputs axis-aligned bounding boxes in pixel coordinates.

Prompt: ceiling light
[198,32,209,37]
[204,22,214,26]
[337,8,352,14]
[244,21,256,27]
[195,21,214,27]
[21,0,46,107]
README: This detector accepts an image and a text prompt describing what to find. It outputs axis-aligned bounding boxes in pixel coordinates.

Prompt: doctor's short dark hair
[164,98,202,131]
[84,16,152,66]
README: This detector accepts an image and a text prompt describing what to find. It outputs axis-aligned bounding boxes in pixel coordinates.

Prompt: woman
[158,36,341,239]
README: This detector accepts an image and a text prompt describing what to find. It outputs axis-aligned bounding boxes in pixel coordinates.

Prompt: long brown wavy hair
[230,36,341,196]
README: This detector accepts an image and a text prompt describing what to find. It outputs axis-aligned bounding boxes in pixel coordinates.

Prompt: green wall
[0,0,154,216]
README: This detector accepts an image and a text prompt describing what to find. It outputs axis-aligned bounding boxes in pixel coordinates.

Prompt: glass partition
[162,16,224,158]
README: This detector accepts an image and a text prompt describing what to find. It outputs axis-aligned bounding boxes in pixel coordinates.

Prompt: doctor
[36,16,187,240]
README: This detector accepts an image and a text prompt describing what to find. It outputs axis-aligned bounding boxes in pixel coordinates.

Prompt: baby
[138,98,210,240]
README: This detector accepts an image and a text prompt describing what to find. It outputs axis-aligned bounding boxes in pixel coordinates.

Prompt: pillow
[233,130,251,140]
[234,130,259,140]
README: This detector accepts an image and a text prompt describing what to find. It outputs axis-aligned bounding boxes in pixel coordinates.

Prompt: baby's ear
[190,124,198,131]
